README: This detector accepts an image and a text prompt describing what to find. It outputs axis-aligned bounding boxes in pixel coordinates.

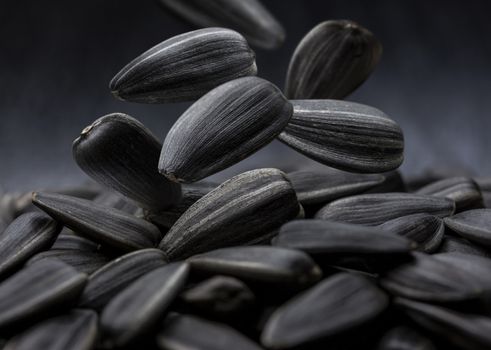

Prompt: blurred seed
[79,248,167,311]
[110,28,257,103]
[285,20,382,100]
[316,193,455,226]
[261,273,389,349]
[188,246,321,288]
[159,78,293,183]
[27,250,110,275]
[287,169,385,206]
[93,191,139,215]
[416,177,483,212]
[0,193,16,233]
[32,192,162,252]
[378,214,444,253]
[157,313,263,350]
[51,233,101,252]
[73,113,181,211]
[367,170,407,193]
[0,212,61,278]
[437,235,491,258]
[275,219,414,257]
[156,0,285,49]
[279,100,403,173]
[4,309,98,350]
[100,263,189,348]
[380,252,483,303]
[395,297,491,350]
[376,325,436,350]
[444,209,491,247]
[0,259,87,330]
[159,169,299,260]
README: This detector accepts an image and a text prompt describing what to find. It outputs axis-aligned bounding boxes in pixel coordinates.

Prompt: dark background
[1,0,490,191]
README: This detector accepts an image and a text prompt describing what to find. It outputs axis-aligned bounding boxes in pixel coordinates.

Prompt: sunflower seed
[0,259,87,330]
[188,246,321,288]
[79,248,167,311]
[437,235,491,258]
[376,325,436,350]
[4,309,98,350]
[366,170,407,193]
[180,276,256,321]
[0,212,61,278]
[51,234,101,252]
[156,0,285,49]
[100,263,189,348]
[159,77,292,183]
[159,168,299,260]
[444,209,491,247]
[32,192,162,252]
[261,273,389,349]
[110,28,257,103]
[416,177,483,212]
[395,297,491,350]
[157,313,262,350]
[278,100,404,173]
[93,191,139,215]
[275,219,414,257]
[73,113,181,211]
[315,193,455,226]
[27,250,110,274]
[0,193,16,233]
[378,214,444,253]
[285,20,382,100]
[287,169,385,206]
[380,252,483,303]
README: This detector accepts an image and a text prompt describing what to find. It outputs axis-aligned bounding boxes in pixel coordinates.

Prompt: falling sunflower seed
[32,192,162,252]
[285,20,382,100]
[378,214,445,253]
[159,77,292,183]
[0,259,87,330]
[100,263,189,348]
[4,309,98,350]
[110,28,257,103]
[0,212,61,278]
[316,193,455,226]
[444,209,491,247]
[261,273,389,349]
[159,168,299,260]
[73,113,181,211]
[278,100,404,173]
[79,248,167,311]
[156,0,285,50]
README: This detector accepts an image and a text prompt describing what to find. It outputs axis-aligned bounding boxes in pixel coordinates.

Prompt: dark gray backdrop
[1,0,490,191]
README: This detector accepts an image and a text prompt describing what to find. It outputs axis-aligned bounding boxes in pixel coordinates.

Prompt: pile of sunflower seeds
[1,1,490,349]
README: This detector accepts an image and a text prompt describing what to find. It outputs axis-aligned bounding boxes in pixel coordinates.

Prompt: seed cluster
[0,1,490,349]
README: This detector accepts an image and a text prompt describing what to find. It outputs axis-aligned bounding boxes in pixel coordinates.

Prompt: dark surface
[1,0,491,191]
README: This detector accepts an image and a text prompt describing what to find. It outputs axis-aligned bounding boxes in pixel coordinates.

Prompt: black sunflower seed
[32,192,162,252]
[51,234,101,252]
[380,252,483,304]
[93,191,139,215]
[278,100,404,173]
[0,259,87,330]
[159,77,292,183]
[73,113,181,211]
[378,214,445,253]
[188,246,322,289]
[315,193,455,226]
[376,325,436,350]
[110,28,257,103]
[285,20,382,100]
[4,309,98,350]
[78,248,167,311]
[416,177,483,212]
[437,235,491,258]
[261,273,389,349]
[444,209,491,247]
[27,249,110,275]
[0,212,61,278]
[159,169,299,260]
[156,0,285,50]
[100,263,189,348]
[395,297,491,350]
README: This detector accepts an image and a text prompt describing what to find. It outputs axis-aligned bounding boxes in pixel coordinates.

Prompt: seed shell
[437,235,491,258]
[444,209,491,247]
[278,100,404,173]
[376,325,436,350]
[27,249,110,275]
[159,77,293,183]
